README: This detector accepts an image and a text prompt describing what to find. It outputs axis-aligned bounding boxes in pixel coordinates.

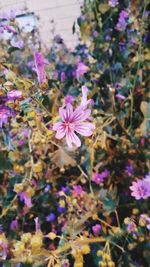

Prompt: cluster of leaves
[0,0,150,266]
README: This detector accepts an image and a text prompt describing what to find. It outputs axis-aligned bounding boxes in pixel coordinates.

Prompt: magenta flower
[0,105,11,128]
[108,0,119,7]
[53,103,95,148]
[7,90,22,100]
[75,62,89,78]
[130,179,150,200]
[116,10,128,31]
[92,170,110,184]
[92,224,101,236]
[72,185,85,197]
[65,95,74,105]
[34,51,46,85]
[81,86,94,107]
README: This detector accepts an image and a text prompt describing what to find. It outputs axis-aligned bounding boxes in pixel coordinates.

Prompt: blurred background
[0,0,83,49]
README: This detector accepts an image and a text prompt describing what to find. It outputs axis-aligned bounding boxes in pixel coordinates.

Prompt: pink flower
[75,62,89,78]
[92,170,110,184]
[81,86,94,107]
[7,90,22,100]
[53,103,95,148]
[72,185,85,197]
[92,224,101,235]
[130,179,150,200]
[0,105,11,128]
[34,51,46,85]
[65,95,74,105]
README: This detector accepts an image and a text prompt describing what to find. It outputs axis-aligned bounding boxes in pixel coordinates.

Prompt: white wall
[0,0,83,49]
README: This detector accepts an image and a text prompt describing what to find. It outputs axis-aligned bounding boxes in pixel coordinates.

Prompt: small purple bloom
[61,71,66,82]
[116,10,128,31]
[92,170,110,184]
[92,224,101,236]
[0,105,11,128]
[10,219,19,231]
[19,192,32,208]
[46,213,56,222]
[130,179,150,200]
[7,90,22,100]
[65,95,74,105]
[75,62,89,78]
[108,0,119,7]
[34,51,47,85]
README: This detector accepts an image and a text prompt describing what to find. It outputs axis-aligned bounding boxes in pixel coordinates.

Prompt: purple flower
[7,90,22,100]
[92,224,101,235]
[108,0,119,7]
[19,192,32,207]
[116,10,128,31]
[144,172,150,183]
[81,86,94,107]
[130,179,150,200]
[75,62,89,78]
[72,185,85,196]
[61,71,66,82]
[65,95,74,105]
[0,105,11,128]
[34,51,47,85]
[53,103,95,148]
[10,219,19,231]
[92,170,110,184]
[46,213,56,222]
[125,163,133,176]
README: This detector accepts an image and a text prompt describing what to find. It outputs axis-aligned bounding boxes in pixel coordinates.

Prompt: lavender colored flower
[19,192,32,207]
[130,179,150,200]
[75,62,89,78]
[92,170,110,184]
[10,219,19,231]
[0,105,11,128]
[7,90,22,100]
[92,224,101,235]
[34,51,47,85]
[72,185,85,196]
[65,95,74,105]
[116,10,128,31]
[46,213,56,222]
[53,103,95,148]
[144,172,150,183]
[61,71,66,82]
[125,163,133,176]
[108,0,119,7]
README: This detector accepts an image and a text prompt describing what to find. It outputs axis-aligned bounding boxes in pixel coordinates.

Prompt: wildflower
[81,86,94,107]
[72,185,85,196]
[46,213,56,222]
[92,170,110,184]
[34,51,46,85]
[75,62,89,78]
[144,172,150,183]
[61,71,66,82]
[108,0,119,7]
[7,90,22,100]
[0,105,11,128]
[10,219,19,231]
[92,224,101,235]
[116,10,128,31]
[19,192,32,208]
[65,95,74,105]
[130,179,150,200]
[53,103,95,148]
